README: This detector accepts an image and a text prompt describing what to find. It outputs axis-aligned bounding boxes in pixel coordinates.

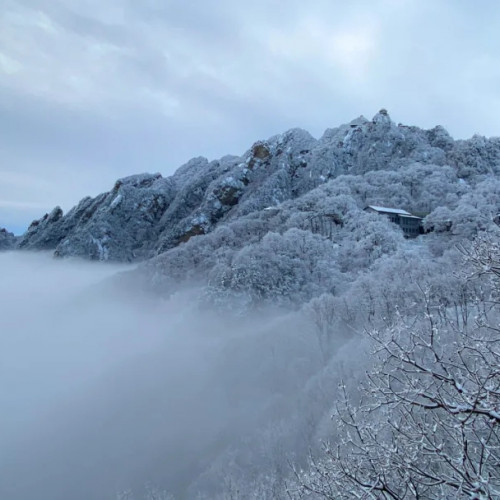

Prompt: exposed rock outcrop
[19,173,175,261]
[0,228,16,250]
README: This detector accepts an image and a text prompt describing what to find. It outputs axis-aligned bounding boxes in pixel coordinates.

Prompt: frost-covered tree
[304,293,343,363]
[205,229,341,309]
[291,237,500,499]
[337,211,405,272]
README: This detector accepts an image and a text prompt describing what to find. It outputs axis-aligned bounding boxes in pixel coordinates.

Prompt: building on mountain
[365,205,422,238]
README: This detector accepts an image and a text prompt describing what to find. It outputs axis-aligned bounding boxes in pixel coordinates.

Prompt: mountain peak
[372,108,391,125]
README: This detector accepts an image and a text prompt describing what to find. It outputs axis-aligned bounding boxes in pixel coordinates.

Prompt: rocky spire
[372,108,392,126]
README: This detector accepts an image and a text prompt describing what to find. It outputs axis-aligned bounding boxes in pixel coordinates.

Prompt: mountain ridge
[11,110,500,263]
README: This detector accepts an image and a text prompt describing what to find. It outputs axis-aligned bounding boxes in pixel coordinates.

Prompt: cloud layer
[0,251,337,499]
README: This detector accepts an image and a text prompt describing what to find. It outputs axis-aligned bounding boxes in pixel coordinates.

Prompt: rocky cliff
[0,228,16,250]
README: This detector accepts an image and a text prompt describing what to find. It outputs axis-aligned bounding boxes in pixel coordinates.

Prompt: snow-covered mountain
[16,110,500,264]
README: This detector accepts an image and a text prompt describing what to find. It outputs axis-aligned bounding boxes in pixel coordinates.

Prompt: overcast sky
[1,0,499,233]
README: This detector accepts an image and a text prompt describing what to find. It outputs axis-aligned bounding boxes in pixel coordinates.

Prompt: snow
[399,214,422,220]
[367,205,412,215]
[91,236,109,260]
[110,194,123,209]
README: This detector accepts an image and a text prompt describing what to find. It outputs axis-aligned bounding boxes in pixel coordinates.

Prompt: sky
[1,0,499,234]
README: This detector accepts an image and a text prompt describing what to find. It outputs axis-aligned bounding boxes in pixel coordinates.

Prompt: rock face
[18,206,65,251]
[16,110,500,261]
[19,173,175,261]
[0,228,16,250]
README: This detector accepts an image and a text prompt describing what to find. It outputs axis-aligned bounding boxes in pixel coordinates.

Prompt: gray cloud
[1,0,499,232]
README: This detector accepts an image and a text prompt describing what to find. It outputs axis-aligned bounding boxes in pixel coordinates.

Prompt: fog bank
[0,252,337,500]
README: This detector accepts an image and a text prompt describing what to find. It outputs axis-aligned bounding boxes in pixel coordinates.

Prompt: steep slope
[16,110,500,262]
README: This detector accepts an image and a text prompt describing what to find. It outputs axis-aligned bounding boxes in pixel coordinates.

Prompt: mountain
[16,110,500,264]
[0,228,16,250]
